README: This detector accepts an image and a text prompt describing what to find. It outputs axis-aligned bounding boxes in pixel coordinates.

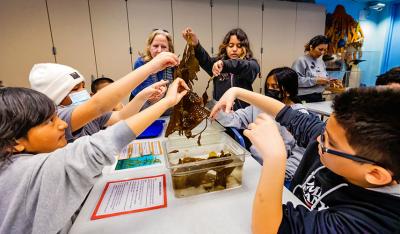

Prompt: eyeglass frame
[319,132,381,165]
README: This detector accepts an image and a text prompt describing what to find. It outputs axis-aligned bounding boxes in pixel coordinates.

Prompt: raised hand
[148,52,180,73]
[209,87,238,119]
[164,78,190,107]
[243,113,286,160]
[182,27,199,46]
[137,80,169,103]
[212,60,224,77]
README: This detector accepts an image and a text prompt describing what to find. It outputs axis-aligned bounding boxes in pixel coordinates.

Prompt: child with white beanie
[29,52,176,142]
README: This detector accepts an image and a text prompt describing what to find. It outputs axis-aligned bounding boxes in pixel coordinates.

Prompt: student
[182,27,260,110]
[29,52,177,142]
[375,66,400,86]
[129,29,174,105]
[91,77,124,111]
[292,35,330,103]
[0,78,188,233]
[210,86,400,233]
[216,67,307,180]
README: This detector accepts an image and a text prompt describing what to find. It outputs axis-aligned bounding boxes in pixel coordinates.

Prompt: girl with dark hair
[182,27,260,110]
[292,35,330,102]
[0,79,188,233]
[216,67,308,180]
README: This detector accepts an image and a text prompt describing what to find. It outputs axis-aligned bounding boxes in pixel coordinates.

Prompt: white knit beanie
[29,63,85,105]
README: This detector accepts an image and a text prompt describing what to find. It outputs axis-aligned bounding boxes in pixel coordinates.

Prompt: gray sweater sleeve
[292,57,317,88]
[26,121,135,234]
[216,106,257,129]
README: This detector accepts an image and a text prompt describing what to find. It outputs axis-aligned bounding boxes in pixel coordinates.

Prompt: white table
[70,156,305,234]
[303,101,333,117]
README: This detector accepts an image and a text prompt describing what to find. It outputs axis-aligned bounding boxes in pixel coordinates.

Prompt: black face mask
[265,89,283,101]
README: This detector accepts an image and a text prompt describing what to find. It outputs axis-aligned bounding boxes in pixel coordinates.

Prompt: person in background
[216,67,308,181]
[129,29,174,114]
[91,77,124,111]
[29,52,177,142]
[292,35,330,103]
[182,27,260,110]
[210,86,400,233]
[0,78,188,233]
[375,66,400,86]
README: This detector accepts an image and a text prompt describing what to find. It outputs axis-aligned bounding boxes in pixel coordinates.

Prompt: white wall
[0,0,325,96]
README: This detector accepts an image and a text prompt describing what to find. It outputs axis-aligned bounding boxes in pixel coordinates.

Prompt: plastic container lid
[137,119,165,139]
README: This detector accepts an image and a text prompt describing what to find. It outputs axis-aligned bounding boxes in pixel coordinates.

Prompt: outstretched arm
[125,78,188,135]
[244,113,286,234]
[210,87,285,119]
[106,80,169,126]
[70,52,179,132]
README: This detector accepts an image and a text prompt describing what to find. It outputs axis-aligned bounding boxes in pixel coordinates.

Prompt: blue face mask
[68,90,90,106]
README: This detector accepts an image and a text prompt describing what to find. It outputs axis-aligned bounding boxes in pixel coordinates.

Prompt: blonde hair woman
[130,29,175,104]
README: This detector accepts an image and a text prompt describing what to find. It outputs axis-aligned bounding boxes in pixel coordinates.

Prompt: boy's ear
[365,166,393,186]
[13,139,26,152]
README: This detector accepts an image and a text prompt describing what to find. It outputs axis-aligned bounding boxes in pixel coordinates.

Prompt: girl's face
[150,34,170,58]
[310,44,328,58]
[226,35,245,59]
[265,75,279,91]
[16,114,68,153]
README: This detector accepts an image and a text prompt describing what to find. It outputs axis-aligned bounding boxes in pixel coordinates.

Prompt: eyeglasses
[319,132,380,165]
[152,28,169,33]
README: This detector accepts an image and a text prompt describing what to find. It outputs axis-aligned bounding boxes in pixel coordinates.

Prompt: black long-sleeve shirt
[194,43,260,110]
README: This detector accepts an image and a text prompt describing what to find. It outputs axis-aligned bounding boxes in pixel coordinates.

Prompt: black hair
[91,77,114,94]
[217,28,254,60]
[375,67,400,86]
[0,88,55,165]
[304,35,329,52]
[265,67,301,103]
[333,87,400,180]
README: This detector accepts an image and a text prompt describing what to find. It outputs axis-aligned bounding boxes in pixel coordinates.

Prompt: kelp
[165,43,210,145]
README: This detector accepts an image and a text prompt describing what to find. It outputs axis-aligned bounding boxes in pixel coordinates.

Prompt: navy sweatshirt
[275,106,400,234]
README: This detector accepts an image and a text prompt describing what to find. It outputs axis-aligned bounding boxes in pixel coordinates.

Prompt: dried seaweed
[165,44,210,144]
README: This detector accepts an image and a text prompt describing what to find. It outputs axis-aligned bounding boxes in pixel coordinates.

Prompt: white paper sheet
[91,174,167,220]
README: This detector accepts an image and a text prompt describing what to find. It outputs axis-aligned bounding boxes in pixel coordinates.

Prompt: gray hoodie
[292,54,328,96]
[216,103,308,180]
[0,121,135,234]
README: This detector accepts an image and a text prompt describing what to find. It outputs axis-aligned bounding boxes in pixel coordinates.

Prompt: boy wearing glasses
[210,86,400,233]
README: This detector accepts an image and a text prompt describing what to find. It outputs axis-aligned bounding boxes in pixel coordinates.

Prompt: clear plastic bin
[165,132,250,198]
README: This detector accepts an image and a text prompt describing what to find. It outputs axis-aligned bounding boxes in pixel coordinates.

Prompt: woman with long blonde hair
[130,29,174,105]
